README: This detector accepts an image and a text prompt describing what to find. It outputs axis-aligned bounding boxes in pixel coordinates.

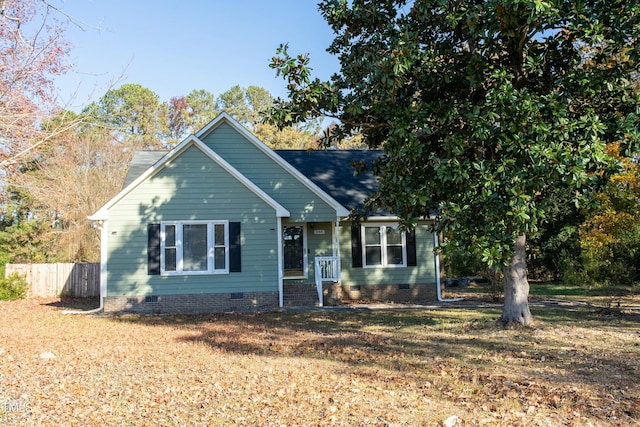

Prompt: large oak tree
[268,0,640,325]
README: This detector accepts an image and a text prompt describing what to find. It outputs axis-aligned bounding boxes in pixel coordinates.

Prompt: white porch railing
[314,256,340,307]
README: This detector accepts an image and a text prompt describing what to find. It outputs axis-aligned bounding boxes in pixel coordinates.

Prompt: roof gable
[89,135,290,220]
[99,114,385,221]
[197,113,349,217]
[118,147,383,216]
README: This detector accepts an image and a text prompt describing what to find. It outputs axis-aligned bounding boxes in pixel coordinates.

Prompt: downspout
[434,231,464,303]
[334,217,341,275]
[63,219,107,314]
[277,217,284,308]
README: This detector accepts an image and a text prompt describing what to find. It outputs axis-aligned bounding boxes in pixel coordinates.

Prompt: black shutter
[148,224,161,275]
[351,225,363,268]
[229,222,242,272]
[406,229,417,267]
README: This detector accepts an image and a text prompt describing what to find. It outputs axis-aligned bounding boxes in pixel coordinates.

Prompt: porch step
[283,283,319,307]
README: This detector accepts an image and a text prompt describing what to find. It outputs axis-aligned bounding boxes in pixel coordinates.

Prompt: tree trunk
[500,233,533,326]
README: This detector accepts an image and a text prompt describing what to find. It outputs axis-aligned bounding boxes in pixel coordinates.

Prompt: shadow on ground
[43,297,100,310]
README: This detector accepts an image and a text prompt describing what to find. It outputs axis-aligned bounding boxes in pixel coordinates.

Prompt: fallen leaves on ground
[0,298,638,426]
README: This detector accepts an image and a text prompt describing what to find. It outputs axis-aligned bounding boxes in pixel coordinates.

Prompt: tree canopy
[268,0,640,324]
[0,0,70,171]
[84,83,169,149]
[168,89,218,140]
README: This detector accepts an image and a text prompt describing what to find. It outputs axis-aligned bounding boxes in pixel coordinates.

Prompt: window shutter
[351,225,362,268]
[148,224,161,275]
[229,222,242,272]
[406,229,417,267]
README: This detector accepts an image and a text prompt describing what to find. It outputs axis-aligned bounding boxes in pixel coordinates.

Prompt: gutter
[434,232,464,303]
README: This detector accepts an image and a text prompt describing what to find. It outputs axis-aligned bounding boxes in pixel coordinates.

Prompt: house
[89,113,440,313]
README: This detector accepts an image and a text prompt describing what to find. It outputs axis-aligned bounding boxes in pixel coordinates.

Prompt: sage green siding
[201,123,338,222]
[339,221,437,285]
[105,145,279,297]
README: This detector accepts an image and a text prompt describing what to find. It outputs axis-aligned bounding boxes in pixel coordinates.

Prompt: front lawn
[446,278,640,310]
[0,298,638,426]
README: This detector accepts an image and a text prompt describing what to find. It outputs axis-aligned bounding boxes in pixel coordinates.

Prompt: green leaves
[269,0,640,268]
[86,83,169,149]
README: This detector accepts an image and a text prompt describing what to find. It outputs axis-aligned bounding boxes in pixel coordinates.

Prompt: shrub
[0,273,29,301]
[578,212,640,289]
[442,245,485,278]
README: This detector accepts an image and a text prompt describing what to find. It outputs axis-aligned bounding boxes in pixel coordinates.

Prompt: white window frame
[361,223,407,268]
[160,220,229,275]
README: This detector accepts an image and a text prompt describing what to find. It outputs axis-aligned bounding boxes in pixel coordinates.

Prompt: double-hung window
[161,221,229,275]
[362,224,407,267]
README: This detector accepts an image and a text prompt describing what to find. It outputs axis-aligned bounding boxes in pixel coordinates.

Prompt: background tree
[85,83,169,149]
[245,85,274,124]
[575,142,640,289]
[4,110,132,263]
[168,89,218,142]
[185,89,218,133]
[0,0,70,171]
[253,122,320,149]
[213,84,322,149]
[167,95,190,141]
[527,188,584,281]
[269,0,640,325]
[0,0,78,270]
[322,123,368,149]
[216,85,252,126]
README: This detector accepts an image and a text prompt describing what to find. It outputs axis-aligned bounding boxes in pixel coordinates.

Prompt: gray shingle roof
[122,148,382,212]
[275,149,382,211]
[122,150,168,188]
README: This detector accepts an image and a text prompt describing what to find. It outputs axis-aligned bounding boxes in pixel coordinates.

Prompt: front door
[283,225,306,278]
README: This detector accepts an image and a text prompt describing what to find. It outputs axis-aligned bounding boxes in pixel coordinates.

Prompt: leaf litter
[0,298,638,426]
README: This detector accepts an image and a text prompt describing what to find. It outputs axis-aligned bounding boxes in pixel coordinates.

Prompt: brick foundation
[341,282,437,303]
[103,282,438,312]
[282,283,318,307]
[282,282,437,306]
[104,291,279,314]
[282,282,344,307]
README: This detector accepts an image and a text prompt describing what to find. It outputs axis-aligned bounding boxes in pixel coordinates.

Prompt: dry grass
[0,297,638,426]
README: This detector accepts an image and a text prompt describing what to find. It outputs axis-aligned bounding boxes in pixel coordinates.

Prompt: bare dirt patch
[1,298,638,426]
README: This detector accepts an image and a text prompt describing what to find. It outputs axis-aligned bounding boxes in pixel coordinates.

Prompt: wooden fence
[5,263,100,298]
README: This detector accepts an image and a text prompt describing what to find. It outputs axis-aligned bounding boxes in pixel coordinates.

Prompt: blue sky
[53,1,339,110]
